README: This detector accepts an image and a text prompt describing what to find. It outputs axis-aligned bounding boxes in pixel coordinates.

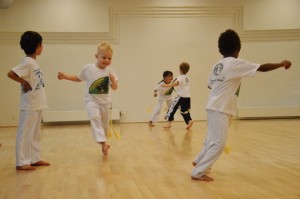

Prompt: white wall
[0,0,109,32]
[0,0,299,126]
[243,0,300,30]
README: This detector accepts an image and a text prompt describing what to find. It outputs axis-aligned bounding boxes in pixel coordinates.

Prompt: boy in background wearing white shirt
[163,62,193,129]
[58,42,118,157]
[191,29,291,181]
[7,31,50,170]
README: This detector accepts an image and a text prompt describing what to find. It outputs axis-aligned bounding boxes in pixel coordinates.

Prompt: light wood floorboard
[0,119,300,199]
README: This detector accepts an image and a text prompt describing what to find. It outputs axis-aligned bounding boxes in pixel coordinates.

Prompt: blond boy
[58,43,118,156]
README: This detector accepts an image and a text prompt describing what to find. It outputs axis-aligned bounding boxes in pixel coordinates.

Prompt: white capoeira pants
[16,110,42,167]
[191,110,231,178]
[85,100,110,143]
[150,99,171,123]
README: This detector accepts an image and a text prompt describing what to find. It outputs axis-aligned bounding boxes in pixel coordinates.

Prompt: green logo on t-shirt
[235,83,241,97]
[89,76,109,94]
[164,87,174,95]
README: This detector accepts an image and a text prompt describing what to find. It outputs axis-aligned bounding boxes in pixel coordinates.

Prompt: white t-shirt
[175,75,191,98]
[206,57,260,115]
[154,81,174,100]
[78,64,118,104]
[12,57,47,110]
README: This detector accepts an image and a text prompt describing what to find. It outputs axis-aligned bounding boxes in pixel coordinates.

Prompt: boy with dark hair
[148,70,174,127]
[164,62,193,129]
[191,29,291,181]
[7,31,50,170]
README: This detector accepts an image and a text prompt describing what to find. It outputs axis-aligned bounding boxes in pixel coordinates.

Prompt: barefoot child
[191,29,292,181]
[7,31,50,170]
[163,62,193,129]
[148,71,174,126]
[58,42,118,156]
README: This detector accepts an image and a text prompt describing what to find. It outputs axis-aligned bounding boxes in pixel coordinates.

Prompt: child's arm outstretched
[7,70,32,93]
[257,60,291,72]
[57,72,81,82]
[162,80,179,88]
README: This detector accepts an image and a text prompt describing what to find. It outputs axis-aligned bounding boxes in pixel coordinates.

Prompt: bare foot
[31,160,50,166]
[191,175,214,181]
[206,168,212,174]
[192,162,212,174]
[148,121,155,127]
[186,120,193,129]
[102,143,110,156]
[16,164,36,171]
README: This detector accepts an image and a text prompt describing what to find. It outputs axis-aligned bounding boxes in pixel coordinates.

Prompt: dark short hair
[218,29,241,56]
[20,31,43,55]
[163,71,173,78]
[179,62,190,74]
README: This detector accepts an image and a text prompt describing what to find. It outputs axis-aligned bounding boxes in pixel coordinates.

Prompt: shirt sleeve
[12,63,30,78]
[78,65,88,81]
[176,76,183,85]
[207,66,215,88]
[231,59,260,78]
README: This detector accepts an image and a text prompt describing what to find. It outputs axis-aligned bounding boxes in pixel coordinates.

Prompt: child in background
[164,62,193,129]
[148,71,174,127]
[58,42,118,156]
[191,29,291,181]
[7,31,50,170]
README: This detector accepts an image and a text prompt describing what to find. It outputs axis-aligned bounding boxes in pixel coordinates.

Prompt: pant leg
[191,110,230,178]
[31,110,42,164]
[150,99,164,122]
[180,97,192,125]
[166,99,172,109]
[165,96,181,121]
[100,103,110,137]
[16,110,41,166]
[85,100,107,143]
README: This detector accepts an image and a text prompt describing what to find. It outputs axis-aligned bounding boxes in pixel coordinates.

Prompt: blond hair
[97,42,113,54]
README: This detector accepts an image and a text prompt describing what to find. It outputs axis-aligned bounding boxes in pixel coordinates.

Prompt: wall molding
[43,109,121,123]
[237,107,300,118]
[0,6,299,44]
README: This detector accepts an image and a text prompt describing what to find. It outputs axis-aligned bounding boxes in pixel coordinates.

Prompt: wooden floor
[0,119,300,199]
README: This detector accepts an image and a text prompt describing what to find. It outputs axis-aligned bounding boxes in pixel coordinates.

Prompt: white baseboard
[43,109,120,123]
[237,107,300,118]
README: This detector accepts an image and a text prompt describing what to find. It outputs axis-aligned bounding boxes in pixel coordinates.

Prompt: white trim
[1,6,298,43]
[43,109,120,123]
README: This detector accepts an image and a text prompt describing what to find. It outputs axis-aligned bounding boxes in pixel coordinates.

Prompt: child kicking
[191,29,291,181]
[58,42,118,156]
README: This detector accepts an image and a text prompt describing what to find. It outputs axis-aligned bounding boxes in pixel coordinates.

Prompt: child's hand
[109,73,116,83]
[282,60,292,70]
[109,73,116,82]
[109,73,118,90]
[57,72,65,80]
[22,82,32,93]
